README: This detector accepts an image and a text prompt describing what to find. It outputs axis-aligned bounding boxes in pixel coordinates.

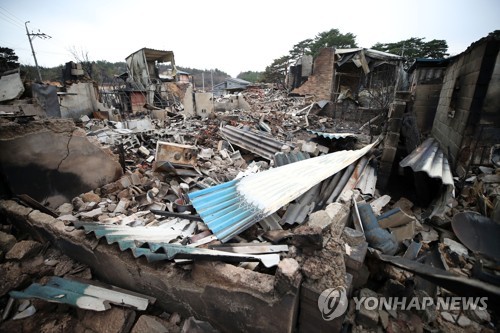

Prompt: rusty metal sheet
[155,141,198,167]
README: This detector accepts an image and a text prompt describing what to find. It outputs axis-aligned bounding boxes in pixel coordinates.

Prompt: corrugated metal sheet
[308,130,357,140]
[189,143,375,242]
[72,221,279,267]
[281,202,315,225]
[356,164,377,196]
[220,125,290,160]
[399,137,454,217]
[258,213,283,231]
[274,151,310,166]
[10,276,153,311]
[400,138,453,185]
[274,151,321,225]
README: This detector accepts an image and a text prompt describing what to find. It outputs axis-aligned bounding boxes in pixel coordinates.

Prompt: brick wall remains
[292,48,335,100]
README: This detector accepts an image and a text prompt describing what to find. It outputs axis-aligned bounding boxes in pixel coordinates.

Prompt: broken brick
[5,240,43,261]
[131,315,169,333]
[78,306,136,333]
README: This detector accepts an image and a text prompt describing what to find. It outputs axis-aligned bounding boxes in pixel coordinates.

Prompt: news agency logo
[351,296,488,312]
[317,287,349,321]
[318,288,489,321]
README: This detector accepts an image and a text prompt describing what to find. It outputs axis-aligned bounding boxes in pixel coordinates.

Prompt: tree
[309,29,357,57]
[289,38,314,61]
[372,37,449,59]
[0,47,20,72]
[421,39,449,58]
[237,71,263,83]
[261,55,291,85]
[21,64,63,82]
[69,46,95,79]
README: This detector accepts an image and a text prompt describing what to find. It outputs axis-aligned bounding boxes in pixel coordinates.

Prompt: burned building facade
[431,33,500,176]
[289,47,404,113]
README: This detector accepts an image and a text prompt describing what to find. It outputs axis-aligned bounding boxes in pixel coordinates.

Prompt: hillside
[19,61,231,89]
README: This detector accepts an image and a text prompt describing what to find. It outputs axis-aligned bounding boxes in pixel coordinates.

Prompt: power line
[0,5,25,25]
[0,11,24,29]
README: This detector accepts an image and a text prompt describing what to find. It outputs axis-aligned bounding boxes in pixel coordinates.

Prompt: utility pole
[202,72,205,91]
[25,21,51,82]
[210,69,214,92]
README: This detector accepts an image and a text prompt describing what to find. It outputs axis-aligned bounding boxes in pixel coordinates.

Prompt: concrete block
[131,315,169,333]
[79,306,136,333]
[0,231,17,252]
[342,227,365,246]
[390,220,417,242]
[388,101,406,118]
[307,210,333,232]
[291,225,323,251]
[275,258,302,295]
[387,117,402,133]
[344,240,368,272]
[356,288,379,328]
[0,71,24,102]
[301,142,319,155]
[194,93,214,119]
[384,132,400,148]
[381,147,397,164]
[324,203,350,239]
[5,240,42,260]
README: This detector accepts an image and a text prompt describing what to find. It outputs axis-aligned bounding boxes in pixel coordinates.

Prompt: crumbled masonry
[1,34,499,332]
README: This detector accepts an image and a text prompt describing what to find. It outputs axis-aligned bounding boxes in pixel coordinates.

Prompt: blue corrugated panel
[188,179,263,242]
[72,221,279,267]
[10,276,152,311]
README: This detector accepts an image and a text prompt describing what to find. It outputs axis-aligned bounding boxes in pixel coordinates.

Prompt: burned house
[106,48,179,114]
[175,70,192,84]
[212,77,251,97]
[290,48,404,122]
[0,62,109,120]
[431,32,500,176]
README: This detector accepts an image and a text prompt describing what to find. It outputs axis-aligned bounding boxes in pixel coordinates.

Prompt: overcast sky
[1,0,499,77]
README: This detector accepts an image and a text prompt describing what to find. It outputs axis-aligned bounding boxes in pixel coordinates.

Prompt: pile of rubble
[1,86,499,333]
[0,220,218,332]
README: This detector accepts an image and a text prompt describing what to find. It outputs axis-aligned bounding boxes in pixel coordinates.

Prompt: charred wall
[431,35,500,175]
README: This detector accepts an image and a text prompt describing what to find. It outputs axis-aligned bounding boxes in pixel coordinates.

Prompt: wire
[0,11,24,30]
[0,5,25,25]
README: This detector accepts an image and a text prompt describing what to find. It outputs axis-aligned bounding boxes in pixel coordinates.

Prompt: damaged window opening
[1,30,500,333]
